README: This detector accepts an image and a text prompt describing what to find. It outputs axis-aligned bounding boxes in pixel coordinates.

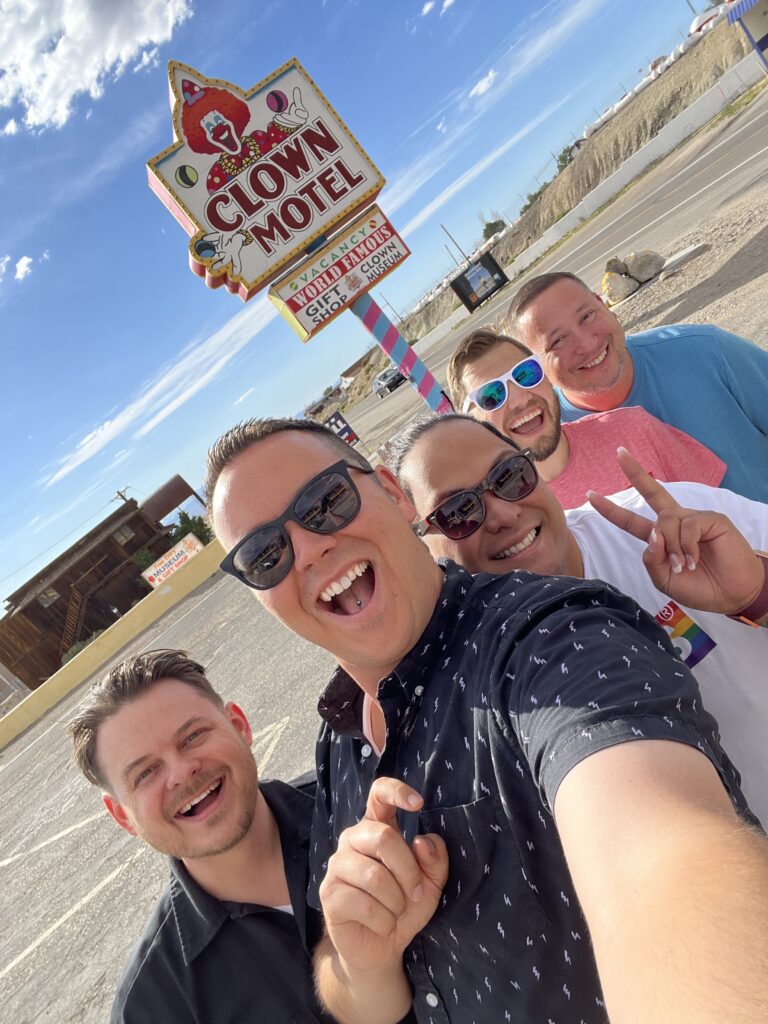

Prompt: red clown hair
[181,85,251,154]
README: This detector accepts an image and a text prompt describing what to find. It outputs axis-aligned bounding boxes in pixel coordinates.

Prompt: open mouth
[318,561,376,616]
[580,346,608,370]
[491,525,541,561]
[509,409,545,436]
[175,778,223,819]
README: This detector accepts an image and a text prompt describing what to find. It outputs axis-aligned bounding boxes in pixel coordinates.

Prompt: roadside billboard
[141,534,204,589]
[148,59,385,300]
[269,205,410,340]
[449,253,509,312]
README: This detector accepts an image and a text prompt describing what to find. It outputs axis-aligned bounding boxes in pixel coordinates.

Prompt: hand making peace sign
[587,447,766,618]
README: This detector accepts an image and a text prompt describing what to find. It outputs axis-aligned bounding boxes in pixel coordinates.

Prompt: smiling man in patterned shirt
[207,416,768,1024]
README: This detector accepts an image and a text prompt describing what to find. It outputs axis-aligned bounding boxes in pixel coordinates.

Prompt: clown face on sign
[148,60,384,301]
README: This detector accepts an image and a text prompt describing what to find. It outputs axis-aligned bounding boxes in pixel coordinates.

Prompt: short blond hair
[446,330,533,409]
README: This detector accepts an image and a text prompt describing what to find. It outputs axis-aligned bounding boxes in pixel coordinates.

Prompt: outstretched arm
[555,739,768,1022]
[315,778,448,1024]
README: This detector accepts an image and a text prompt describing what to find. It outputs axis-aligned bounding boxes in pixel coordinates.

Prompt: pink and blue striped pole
[350,292,453,413]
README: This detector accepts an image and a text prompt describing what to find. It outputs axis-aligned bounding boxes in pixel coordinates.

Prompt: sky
[0,0,706,605]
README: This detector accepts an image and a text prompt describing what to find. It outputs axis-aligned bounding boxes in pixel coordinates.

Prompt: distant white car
[372,366,407,399]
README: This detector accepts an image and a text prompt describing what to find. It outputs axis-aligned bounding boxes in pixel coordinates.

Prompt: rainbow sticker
[655,600,716,668]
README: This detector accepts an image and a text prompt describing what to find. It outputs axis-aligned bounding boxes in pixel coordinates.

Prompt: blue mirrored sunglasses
[462,356,544,413]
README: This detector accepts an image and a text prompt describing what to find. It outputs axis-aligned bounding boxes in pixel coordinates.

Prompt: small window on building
[113,524,135,546]
[37,586,60,608]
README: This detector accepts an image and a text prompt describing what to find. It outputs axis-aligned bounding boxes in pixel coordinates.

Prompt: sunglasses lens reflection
[296,473,358,532]
[434,493,484,539]
[234,527,289,588]
[476,380,507,411]
[513,359,543,388]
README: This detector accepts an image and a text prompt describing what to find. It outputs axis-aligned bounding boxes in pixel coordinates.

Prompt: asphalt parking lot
[0,574,335,1024]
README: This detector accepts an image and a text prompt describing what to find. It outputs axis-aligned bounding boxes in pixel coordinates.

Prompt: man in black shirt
[207,416,768,1024]
[70,649,335,1024]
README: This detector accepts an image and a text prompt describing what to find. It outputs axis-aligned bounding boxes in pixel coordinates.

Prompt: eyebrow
[546,299,593,342]
[120,715,212,784]
[432,451,514,506]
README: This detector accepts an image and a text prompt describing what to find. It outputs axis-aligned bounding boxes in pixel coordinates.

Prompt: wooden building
[0,476,202,690]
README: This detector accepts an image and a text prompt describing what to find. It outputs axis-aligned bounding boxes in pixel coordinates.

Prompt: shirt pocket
[420,794,550,959]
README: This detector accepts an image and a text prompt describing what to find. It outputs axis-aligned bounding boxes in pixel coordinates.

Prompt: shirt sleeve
[711,327,768,435]
[497,581,748,815]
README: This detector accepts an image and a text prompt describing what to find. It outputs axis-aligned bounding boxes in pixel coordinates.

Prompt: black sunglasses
[220,460,374,590]
[413,451,538,541]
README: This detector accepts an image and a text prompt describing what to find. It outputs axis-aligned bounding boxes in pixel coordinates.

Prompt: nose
[285,519,339,573]
[166,751,202,791]
[482,490,520,535]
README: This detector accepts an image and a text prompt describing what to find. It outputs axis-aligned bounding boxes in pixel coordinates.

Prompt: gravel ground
[607,177,768,348]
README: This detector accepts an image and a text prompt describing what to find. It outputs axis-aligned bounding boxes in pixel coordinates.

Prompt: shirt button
[414,685,424,696]
[361,744,372,757]
[425,993,439,1007]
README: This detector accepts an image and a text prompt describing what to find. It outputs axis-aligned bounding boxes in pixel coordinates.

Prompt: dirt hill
[400,21,751,342]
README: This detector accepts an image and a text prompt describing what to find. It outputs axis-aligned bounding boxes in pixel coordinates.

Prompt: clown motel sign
[148,59,384,300]
[269,205,410,341]
[141,533,204,589]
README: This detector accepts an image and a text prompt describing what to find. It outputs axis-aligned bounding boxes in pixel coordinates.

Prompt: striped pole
[350,292,453,413]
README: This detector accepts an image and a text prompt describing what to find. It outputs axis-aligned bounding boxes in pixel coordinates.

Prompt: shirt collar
[317,560,475,734]
[169,779,314,964]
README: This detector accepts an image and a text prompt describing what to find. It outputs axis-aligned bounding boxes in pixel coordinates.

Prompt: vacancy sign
[148,59,384,300]
[269,205,410,340]
[141,534,204,589]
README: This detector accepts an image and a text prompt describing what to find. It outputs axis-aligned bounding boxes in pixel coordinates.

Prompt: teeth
[320,561,369,602]
[492,528,537,560]
[179,780,220,816]
[509,408,542,430]
[583,347,607,369]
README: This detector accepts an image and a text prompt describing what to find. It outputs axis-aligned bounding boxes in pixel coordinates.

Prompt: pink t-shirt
[548,406,726,509]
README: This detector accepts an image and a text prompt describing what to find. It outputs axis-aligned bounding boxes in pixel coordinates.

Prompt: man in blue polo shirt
[508,271,768,502]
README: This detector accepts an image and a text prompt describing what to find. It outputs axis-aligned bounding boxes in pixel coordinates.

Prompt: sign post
[148,60,453,414]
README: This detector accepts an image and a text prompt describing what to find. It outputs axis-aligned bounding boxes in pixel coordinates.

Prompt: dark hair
[385,413,520,501]
[70,650,224,788]
[204,417,372,513]
[446,329,533,409]
[507,271,588,324]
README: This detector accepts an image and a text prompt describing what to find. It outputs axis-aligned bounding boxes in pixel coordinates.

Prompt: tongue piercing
[355,598,362,607]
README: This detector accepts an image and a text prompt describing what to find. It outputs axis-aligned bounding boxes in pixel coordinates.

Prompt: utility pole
[378,291,405,325]
[440,223,470,262]
[684,0,697,14]
[114,487,131,504]
[444,243,462,269]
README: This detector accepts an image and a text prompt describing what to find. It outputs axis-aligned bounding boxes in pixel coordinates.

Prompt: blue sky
[0,0,705,605]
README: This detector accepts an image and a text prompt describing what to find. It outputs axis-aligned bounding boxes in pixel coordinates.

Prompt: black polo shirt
[111,778,334,1024]
[309,561,755,1024]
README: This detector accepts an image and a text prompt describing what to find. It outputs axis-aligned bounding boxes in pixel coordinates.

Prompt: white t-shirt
[566,481,768,825]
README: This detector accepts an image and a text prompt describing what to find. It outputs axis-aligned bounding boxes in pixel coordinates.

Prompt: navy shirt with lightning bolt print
[309,561,756,1024]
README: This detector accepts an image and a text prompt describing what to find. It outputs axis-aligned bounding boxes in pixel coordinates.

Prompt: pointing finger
[615,448,680,515]
[365,777,423,827]
[586,489,654,542]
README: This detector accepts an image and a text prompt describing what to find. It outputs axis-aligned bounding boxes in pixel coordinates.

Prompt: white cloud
[0,0,192,130]
[421,1,436,13]
[436,117,447,134]
[43,297,278,486]
[234,387,255,406]
[401,95,571,237]
[384,0,608,217]
[469,69,497,99]
[0,255,9,282]
[441,0,456,11]
[133,47,160,73]
[14,256,33,281]
[40,250,50,261]
[2,118,18,135]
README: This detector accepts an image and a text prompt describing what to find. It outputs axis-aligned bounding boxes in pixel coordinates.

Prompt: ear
[226,701,253,746]
[374,465,417,522]
[103,793,138,837]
